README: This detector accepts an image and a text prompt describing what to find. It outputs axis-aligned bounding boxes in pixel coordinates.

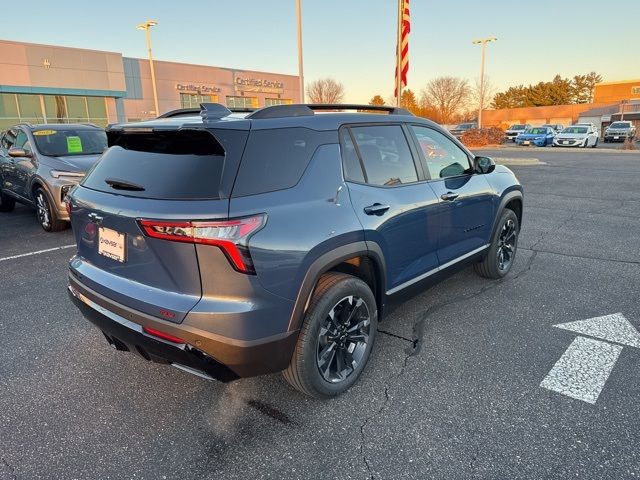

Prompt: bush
[460,127,504,147]
[621,137,637,150]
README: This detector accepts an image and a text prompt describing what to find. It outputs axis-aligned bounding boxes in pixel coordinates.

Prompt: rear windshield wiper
[105,178,145,191]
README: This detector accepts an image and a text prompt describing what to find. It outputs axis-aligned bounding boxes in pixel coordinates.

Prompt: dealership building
[0,39,301,129]
[482,79,640,131]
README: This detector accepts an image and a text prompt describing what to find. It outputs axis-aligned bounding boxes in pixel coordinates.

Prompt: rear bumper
[68,276,299,381]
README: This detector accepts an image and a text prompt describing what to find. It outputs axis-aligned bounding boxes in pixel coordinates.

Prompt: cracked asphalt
[2,148,640,479]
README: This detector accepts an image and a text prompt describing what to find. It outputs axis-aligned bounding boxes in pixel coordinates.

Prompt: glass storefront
[226,96,259,109]
[179,93,219,109]
[0,93,109,130]
[265,98,293,106]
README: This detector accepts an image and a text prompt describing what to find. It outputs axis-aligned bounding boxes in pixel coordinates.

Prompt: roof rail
[246,103,414,119]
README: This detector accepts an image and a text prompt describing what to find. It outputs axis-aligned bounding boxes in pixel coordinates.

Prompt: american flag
[395,0,410,94]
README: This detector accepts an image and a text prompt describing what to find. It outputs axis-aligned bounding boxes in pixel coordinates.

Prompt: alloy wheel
[316,295,371,383]
[496,219,517,271]
[36,192,51,230]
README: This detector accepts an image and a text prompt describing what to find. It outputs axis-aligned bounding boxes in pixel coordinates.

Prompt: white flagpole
[396,0,403,106]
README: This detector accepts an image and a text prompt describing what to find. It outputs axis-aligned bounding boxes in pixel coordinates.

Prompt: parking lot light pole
[137,20,159,117]
[296,0,304,103]
[472,36,497,129]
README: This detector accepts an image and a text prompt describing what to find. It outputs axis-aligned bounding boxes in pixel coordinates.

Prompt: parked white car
[553,125,599,148]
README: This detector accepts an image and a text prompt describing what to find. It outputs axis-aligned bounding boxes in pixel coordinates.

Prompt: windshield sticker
[66,136,83,153]
[33,130,57,136]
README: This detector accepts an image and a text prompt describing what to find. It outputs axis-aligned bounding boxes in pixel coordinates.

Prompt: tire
[474,209,519,280]
[34,187,66,232]
[592,138,598,148]
[283,272,378,398]
[0,190,16,212]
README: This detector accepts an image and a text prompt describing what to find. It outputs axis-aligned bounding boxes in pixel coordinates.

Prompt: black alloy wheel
[496,218,517,272]
[474,208,519,279]
[316,295,371,383]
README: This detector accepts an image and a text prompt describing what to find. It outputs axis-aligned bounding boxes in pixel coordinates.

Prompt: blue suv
[66,103,523,398]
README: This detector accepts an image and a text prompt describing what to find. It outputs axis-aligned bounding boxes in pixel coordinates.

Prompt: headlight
[50,170,85,179]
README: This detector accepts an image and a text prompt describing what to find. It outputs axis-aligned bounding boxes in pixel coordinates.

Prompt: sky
[1,0,638,103]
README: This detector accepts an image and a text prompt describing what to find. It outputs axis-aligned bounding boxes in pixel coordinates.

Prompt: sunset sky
[2,0,638,102]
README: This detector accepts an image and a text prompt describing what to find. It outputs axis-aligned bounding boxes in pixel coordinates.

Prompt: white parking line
[0,244,76,262]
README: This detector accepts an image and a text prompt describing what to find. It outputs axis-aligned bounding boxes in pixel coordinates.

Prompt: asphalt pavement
[1,148,640,480]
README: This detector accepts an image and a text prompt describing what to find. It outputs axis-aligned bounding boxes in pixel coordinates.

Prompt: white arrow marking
[554,313,640,348]
[540,337,622,404]
[540,313,640,404]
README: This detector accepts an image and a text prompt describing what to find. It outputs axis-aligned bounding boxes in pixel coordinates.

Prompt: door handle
[440,192,459,201]
[364,203,390,216]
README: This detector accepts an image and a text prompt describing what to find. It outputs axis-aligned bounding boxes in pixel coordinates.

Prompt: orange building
[593,80,640,103]
[481,102,618,129]
[482,79,640,130]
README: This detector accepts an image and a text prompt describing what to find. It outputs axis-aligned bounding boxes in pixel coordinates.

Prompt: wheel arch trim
[287,241,387,332]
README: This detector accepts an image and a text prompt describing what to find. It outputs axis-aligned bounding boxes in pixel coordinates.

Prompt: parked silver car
[0,123,107,231]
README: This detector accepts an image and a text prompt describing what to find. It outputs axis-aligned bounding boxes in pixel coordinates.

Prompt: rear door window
[347,125,418,186]
[81,129,228,200]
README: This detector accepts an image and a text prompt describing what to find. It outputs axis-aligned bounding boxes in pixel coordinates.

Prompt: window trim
[338,122,425,189]
[406,123,476,183]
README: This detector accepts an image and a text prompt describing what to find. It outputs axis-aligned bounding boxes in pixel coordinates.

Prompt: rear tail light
[138,214,266,274]
[143,326,186,344]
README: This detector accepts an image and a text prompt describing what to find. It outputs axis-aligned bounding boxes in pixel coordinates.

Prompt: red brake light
[143,326,186,344]
[138,214,266,274]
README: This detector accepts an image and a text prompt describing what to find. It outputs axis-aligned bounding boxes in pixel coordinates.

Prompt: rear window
[81,129,226,200]
[232,127,335,197]
[33,128,107,156]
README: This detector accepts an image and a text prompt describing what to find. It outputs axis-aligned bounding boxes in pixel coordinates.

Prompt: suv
[66,103,523,398]
[449,122,477,139]
[604,121,636,142]
[0,123,107,231]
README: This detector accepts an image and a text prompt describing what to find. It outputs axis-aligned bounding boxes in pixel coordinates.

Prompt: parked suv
[604,121,636,142]
[449,122,478,139]
[0,123,107,231]
[66,103,523,398]
[504,124,530,142]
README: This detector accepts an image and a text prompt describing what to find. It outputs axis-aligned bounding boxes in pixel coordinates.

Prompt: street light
[472,36,497,128]
[137,20,159,116]
[295,0,304,103]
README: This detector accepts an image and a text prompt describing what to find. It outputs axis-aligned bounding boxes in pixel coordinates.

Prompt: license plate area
[98,227,126,263]
[523,141,530,146]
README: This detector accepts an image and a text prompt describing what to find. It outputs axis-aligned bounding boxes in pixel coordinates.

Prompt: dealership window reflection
[0,93,108,129]
[227,96,258,109]
[180,93,219,109]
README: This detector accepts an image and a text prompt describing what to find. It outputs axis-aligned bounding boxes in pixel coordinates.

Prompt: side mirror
[474,156,495,174]
[8,147,31,158]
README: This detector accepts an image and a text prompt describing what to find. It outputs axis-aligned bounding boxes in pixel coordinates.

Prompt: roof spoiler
[156,103,256,120]
[247,104,414,119]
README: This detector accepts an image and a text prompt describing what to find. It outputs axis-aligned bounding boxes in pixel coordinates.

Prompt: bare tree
[473,75,496,114]
[307,78,345,104]
[420,77,470,124]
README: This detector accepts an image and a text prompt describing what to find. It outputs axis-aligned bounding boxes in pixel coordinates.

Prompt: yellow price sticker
[33,130,57,136]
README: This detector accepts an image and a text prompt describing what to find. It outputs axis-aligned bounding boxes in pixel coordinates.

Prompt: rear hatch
[68,125,249,323]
